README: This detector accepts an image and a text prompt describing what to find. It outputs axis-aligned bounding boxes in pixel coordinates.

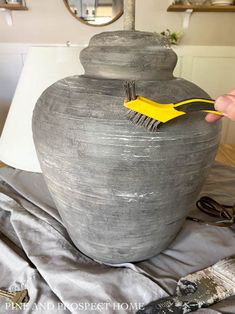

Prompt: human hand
[205,89,235,122]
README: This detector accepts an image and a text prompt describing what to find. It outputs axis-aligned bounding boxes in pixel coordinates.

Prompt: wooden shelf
[167,4,235,12]
[0,3,28,10]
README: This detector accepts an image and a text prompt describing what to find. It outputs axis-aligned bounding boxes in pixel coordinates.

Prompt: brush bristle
[127,110,161,131]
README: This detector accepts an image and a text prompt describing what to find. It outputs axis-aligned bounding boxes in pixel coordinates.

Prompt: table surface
[215,144,235,166]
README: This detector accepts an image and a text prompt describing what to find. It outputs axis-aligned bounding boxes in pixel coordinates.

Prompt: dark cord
[187,196,235,227]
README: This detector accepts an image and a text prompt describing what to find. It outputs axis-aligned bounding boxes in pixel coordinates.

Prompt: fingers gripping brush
[124,81,222,131]
[136,255,235,314]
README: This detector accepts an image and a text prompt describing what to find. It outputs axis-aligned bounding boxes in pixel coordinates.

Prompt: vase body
[32,31,221,263]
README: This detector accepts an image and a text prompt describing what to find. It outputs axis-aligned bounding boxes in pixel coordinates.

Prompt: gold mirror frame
[63,0,124,27]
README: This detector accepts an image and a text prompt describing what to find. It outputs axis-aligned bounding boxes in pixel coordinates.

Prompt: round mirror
[64,0,123,26]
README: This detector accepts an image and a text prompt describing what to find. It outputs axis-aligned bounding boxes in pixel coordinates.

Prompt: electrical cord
[187,196,235,227]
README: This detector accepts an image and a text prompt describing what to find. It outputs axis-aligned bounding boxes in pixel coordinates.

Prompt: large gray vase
[32,31,221,264]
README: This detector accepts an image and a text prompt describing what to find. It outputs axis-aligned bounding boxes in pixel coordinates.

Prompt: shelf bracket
[0,8,13,26]
[182,8,193,30]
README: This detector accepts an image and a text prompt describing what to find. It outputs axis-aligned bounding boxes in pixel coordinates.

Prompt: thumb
[215,94,235,121]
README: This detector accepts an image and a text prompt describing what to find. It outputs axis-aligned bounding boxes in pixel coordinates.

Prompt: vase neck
[79,31,177,81]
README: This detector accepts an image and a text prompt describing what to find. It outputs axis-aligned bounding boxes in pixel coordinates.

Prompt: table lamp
[0,45,84,172]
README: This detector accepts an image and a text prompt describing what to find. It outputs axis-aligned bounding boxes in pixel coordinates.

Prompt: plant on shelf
[160,29,182,45]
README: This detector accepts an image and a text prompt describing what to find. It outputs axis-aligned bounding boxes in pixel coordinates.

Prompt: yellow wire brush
[124,81,222,131]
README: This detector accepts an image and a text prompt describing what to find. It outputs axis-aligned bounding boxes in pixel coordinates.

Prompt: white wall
[0,0,235,46]
[174,46,235,144]
[0,44,28,133]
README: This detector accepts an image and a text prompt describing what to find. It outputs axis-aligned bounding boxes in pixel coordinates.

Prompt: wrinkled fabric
[0,162,234,314]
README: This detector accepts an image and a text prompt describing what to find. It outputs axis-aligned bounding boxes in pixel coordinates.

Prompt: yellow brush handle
[174,98,214,107]
[202,110,222,115]
[124,96,222,123]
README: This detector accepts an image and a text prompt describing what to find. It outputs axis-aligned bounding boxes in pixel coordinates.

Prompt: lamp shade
[0,46,84,172]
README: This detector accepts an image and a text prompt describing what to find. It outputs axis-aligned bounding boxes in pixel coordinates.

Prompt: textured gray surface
[32,31,221,263]
[80,31,173,80]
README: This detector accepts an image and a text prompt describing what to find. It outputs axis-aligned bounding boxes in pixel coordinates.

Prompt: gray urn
[32,31,221,263]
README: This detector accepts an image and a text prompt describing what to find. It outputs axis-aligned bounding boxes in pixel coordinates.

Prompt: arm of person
[205,89,235,123]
